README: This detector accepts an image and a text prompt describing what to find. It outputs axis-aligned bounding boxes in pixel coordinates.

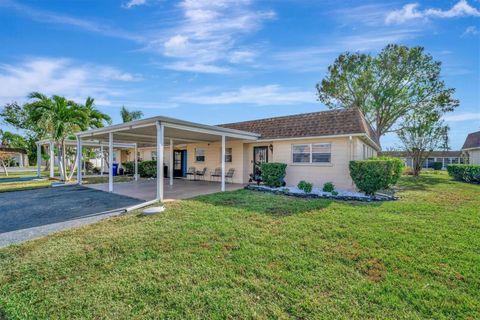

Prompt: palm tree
[82,97,112,129]
[26,92,87,181]
[120,106,143,123]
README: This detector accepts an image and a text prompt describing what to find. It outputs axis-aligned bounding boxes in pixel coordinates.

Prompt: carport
[75,116,259,202]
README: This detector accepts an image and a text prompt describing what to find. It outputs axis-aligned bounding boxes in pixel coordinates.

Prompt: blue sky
[0,0,479,149]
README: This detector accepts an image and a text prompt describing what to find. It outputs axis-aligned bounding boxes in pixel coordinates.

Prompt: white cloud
[444,112,480,122]
[0,57,141,106]
[147,0,275,73]
[174,85,315,105]
[1,0,142,41]
[462,25,480,37]
[386,0,480,24]
[122,0,147,9]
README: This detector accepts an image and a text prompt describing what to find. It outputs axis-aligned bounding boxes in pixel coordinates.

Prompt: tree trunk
[0,160,8,176]
[67,143,80,181]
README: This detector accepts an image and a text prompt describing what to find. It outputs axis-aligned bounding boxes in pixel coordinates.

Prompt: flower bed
[245,184,397,202]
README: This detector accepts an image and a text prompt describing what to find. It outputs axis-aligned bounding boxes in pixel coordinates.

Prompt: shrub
[367,156,404,185]
[349,159,403,195]
[260,162,287,187]
[297,180,313,193]
[447,164,480,183]
[432,162,443,171]
[403,167,414,175]
[138,160,157,178]
[331,190,339,196]
[122,161,135,175]
[322,182,335,193]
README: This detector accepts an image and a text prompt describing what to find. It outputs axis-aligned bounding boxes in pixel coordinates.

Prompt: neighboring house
[135,109,380,190]
[462,131,480,164]
[379,151,465,170]
[0,146,28,167]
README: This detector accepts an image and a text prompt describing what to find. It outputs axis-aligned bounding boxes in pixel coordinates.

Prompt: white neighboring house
[379,150,465,170]
[0,146,28,167]
[462,131,480,164]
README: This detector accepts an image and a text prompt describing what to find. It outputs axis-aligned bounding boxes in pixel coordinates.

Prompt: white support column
[36,143,41,178]
[109,132,113,192]
[100,145,104,176]
[77,138,82,185]
[156,121,164,201]
[169,138,173,186]
[134,143,138,181]
[221,135,225,192]
[49,141,54,178]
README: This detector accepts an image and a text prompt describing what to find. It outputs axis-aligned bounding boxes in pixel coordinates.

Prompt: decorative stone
[143,206,165,215]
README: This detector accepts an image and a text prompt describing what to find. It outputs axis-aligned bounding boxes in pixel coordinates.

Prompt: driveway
[0,185,143,247]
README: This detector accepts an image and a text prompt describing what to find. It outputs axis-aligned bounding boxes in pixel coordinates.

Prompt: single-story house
[379,150,465,170]
[114,108,379,192]
[462,131,480,164]
[0,146,28,167]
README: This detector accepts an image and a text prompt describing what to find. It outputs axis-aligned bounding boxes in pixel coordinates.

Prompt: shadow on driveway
[0,185,143,234]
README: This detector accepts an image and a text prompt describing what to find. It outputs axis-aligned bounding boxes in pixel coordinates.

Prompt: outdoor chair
[225,168,235,183]
[186,167,196,180]
[196,167,207,180]
[210,167,222,181]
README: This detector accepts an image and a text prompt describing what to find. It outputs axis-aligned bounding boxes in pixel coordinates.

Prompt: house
[379,150,465,170]
[462,131,480,164]
[0,146,28,167]
[127,108,380,191]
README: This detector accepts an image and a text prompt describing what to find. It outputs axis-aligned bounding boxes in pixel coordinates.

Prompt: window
[225,148,232,162]
[151,151,157,161]
[195,148,205,162]
[292,143,331,164]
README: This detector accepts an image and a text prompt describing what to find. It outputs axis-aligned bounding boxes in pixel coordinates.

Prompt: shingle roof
[462,131,480,150]
[0,146,26,154]
[219,108,379,145]
[379,150,462,158]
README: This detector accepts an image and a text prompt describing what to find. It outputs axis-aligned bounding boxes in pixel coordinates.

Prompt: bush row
[447,164,480,183]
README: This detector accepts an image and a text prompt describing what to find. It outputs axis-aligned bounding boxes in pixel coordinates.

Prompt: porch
[86,178,245,201]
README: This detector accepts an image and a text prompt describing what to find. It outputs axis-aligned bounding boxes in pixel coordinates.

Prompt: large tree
[398,111,449,176]
[120,106,143,123]
[317,44,459,143]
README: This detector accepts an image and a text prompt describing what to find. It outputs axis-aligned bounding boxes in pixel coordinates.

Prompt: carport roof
[75,115,260,146]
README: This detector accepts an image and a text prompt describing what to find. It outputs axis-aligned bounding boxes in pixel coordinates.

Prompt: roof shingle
[462,131,480,150]
[219,108,378,145]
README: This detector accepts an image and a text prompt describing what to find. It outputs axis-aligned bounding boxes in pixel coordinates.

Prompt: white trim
[169,138,173,186]
[49,141,54,178]
[156,121,164,202]
[221,135,225,192]
[163,122,258,140]
[108,133,113,192]
[462,147,480,151]
[77,138,82,185]
[291,142,332,164]
[36,143,41,178]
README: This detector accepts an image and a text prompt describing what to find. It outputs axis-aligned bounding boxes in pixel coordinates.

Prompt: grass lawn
[0,179,53,193]
[0,173,478,319]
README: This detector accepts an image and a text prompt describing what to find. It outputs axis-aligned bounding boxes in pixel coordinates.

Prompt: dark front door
[253,146,269,178]
[173,150,185,177]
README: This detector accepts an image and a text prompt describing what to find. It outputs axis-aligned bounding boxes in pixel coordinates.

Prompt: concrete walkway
[86,178,245,201]
[0,186,143,247]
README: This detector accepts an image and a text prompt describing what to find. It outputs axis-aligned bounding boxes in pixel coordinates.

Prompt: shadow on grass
[194,189,340,216]
[397,173,451,191]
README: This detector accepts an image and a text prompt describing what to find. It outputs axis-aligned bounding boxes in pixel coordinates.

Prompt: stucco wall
[467,149,480,164]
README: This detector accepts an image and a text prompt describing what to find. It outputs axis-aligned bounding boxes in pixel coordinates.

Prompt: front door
[253,146,269,178]
[173,150,185,177]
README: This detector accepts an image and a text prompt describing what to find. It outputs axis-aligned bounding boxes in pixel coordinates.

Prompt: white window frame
[195,148,205,163]
[224,147,232,163]
[292,143,332,164]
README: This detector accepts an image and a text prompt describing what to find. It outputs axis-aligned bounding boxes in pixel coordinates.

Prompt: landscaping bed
[245,184,397,201]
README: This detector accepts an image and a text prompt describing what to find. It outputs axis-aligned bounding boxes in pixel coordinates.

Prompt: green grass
[0,179,53,193]
[82,176,135,184]
[0,173,478,319]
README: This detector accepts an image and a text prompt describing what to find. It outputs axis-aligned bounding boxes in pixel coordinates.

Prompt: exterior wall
[247,136,359,191]
[467,149,480,164]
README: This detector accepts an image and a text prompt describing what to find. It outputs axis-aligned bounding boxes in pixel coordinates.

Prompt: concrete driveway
[0,185,143,247]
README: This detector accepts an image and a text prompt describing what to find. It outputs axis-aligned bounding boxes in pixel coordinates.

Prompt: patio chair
[210,167,222,181]
[196,167,207,180]
[186,167,196,180]
[225,168,235,183]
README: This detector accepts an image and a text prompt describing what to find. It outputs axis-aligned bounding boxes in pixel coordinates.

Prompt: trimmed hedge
[139,160,157,178]
[447,164,480,183]
[432,162,443,171]
[350,158,404,195]
[260,162,287,187]
[122,161,135,175]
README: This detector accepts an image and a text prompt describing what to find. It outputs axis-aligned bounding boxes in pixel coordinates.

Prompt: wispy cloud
[462,25,480,37]
[444,112,480,122]
[146,0,275,73]
[122,0,147,9]
[0,57,141,106]
[173,85,315,105]
[386,0,480,25]
[0,0,143,41]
